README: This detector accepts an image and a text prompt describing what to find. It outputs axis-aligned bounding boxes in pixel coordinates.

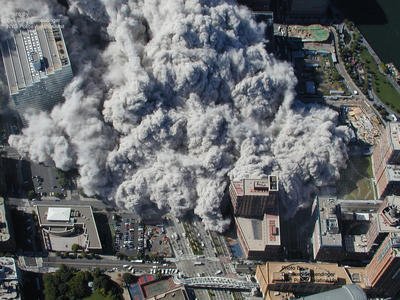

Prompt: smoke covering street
[2,0,350,231]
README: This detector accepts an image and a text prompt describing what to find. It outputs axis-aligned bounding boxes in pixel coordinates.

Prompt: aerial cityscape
[0,0,398,299]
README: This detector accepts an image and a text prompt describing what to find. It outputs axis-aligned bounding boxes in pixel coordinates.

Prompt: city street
[166,216,237,300]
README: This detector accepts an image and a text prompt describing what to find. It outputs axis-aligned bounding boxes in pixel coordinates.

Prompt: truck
[130,259,144,264]
[194,261,203,266]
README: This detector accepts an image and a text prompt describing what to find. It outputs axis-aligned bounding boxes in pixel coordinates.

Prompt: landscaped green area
[337,155,375,200]
[182,222,204,255]
[339,21,400,113]
[360,49,400,112]
[44,265,122,300]
[84,290,117,300]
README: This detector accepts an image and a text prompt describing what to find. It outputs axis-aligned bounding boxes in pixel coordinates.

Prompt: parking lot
[30,163,66,200]
[112,213,143,258]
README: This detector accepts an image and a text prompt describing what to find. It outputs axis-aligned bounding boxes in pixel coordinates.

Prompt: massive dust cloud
[3,0,350,231]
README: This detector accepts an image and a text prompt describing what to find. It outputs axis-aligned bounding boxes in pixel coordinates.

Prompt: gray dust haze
[3,0,350,231]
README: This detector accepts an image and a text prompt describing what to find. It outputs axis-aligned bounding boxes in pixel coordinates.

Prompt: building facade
[372,123,400,198]
[365,232,400,298]
[1,22,73,123]
[366,195,400,253]
[229,177,278,218]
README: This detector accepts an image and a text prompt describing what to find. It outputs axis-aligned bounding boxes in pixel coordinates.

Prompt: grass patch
[337,155,375,200]
[360,49,400,112]
[84,290,115,300]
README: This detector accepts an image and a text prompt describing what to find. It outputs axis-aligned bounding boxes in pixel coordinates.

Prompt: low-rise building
[129,275,188,300]
[255,261,366,300]
[0,198,15,252]
[0,257,20,299]
[35,205,102,252]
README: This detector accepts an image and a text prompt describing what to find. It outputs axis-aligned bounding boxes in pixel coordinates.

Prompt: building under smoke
[5,0,350,231]
[231,178,281,259]
[1,21,73,123]
[230,177,278,218]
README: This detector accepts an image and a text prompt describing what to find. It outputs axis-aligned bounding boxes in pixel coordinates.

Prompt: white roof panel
[47,207,71,221]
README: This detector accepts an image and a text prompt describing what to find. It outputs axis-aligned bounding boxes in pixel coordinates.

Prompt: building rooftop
[141,277,188,300]
[1,21,70,95]
[0,199,10,243]
[344,235,368,253]
[258,261,365,288]
[232,176,278,197]
[315,196,342,247]
[388,122,400,151]
[47,207,71,222]
[0,257,19,299]
[296,284,367,300]
[236,213,281,251]
[35,204,101,251]
[384,164,400,182]
[376,195,400,233]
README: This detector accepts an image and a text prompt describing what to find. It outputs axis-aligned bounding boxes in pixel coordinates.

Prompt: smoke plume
[4,0,350,231]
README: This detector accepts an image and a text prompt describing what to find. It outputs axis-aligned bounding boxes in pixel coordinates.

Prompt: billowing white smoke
[5,0,350,231]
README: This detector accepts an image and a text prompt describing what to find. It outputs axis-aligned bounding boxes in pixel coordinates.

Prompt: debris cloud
[5,0,350,231]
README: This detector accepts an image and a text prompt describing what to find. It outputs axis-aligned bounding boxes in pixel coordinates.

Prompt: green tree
[71,244,80,253]
[27,190,36,200]
[67,271,91,299]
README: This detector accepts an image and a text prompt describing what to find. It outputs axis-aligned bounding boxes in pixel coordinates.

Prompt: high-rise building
[229,177,278,218]
[236,212,281,259]
[311,196,343,261]
[372,123,400,198]
[366,195,400,252]
[365,232,400,297]
[1,21,73,123]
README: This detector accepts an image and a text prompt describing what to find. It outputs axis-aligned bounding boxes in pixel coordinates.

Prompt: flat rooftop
[388,122,400,151]
[257,261,365,288]
[377,195,400,233]
[344,235,368,253]
[35,204,101,251]
[232,176,278,197]
[385,164,400,181]
[142,277,187,300]
[0,257,19,300]
[316,197,342,247]
[0,198,10,243]
[236,213,280,251]
[1,21,70,95]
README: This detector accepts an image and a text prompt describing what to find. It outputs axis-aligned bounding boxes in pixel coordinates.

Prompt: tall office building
[372,123,400,198]
[311,196,343,261]
[365,232,400,297]
[229,177,278,218]
[1,21,73,123]
[230,177,281,260]
[366,195,400,252]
